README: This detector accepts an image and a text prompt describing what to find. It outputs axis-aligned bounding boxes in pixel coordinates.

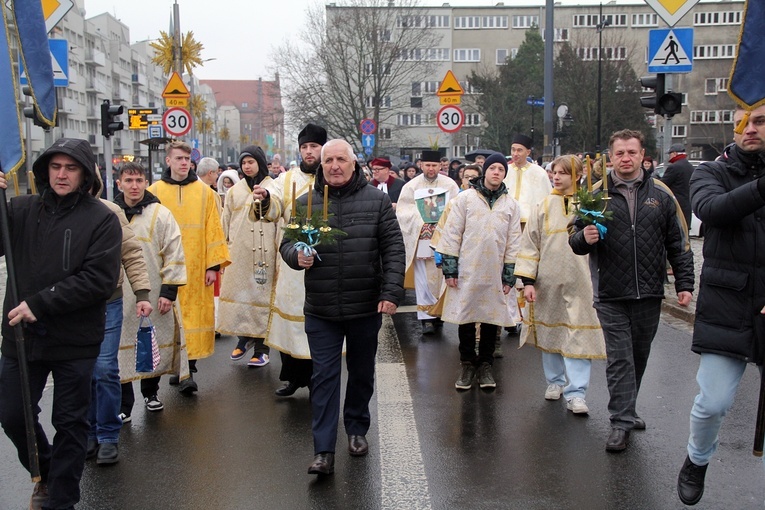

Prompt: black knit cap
[482,152,508,176]
[421,150,441,163]
[512,134,533,150]
[298,123,327,146]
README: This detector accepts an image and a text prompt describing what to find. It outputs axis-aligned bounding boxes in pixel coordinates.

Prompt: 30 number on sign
[163,107,192,137]
[437,105,464,133]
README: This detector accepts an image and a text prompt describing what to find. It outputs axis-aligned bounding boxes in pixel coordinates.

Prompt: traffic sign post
[436,105,464,134]
[648,28,694,73]
[162,107,192,138]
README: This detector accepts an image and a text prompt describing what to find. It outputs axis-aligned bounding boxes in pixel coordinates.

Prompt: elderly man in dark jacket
[662,143,695,226]
[280,139,405,476]
[569,129,694,453]
[677,104,765,506]
[0,138,122,510]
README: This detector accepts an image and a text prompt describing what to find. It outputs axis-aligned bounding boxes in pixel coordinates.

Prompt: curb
[662,301,695,324]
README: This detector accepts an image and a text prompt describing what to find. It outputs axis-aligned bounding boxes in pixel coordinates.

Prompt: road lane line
[376,315,432,510]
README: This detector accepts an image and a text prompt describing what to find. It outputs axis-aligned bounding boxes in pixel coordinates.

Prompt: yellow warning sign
[161,71,190,98]
[436,70,464,97]
[645,0,700,26]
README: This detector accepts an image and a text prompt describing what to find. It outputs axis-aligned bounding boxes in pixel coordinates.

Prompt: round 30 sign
[437,105,464,133]
[162,107,192,137]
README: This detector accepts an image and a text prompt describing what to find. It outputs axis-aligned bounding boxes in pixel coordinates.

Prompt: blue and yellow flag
[0,0,58,174]
[729,0,765,132]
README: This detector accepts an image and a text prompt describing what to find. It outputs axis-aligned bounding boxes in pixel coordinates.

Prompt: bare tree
[270,0,443,154]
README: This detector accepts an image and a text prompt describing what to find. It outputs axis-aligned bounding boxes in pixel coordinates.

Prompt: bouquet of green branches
[573,187,613,239]
[282,203,346,258]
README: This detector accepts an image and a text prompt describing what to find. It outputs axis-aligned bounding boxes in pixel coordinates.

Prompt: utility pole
[543,0,555,162]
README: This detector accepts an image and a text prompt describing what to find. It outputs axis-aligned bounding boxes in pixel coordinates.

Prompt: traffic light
[640,73,682,118]
[101,99,124,138]
[22,86,51,128]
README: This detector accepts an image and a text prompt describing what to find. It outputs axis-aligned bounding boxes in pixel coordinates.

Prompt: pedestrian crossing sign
[648,28,693,73]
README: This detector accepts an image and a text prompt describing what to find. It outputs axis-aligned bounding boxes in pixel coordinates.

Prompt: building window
[553,28,569,42]
[690,110,735,124]
[425,15,450,28]
[464,113,481,126]
[496,48,509,65]
[396,15,423,28]
[604,14,628,26]
[573,14,598,27]
[366,63,391,75]
[706,77,729,94]
[454,48,481,62]
[379,128,391,140]
[672,125,687,138]
[459,81,479,95]
[631,13,658,26]
[512,15,538,28]
[454,16,481,29]
[242,102,248,108]
[575,46,626,61]
[412,82,421,97]
[410,97,422,108]
[694,11,742,26]
[483,16,508,29]
[423,81,439,94]
[452,145,478,158]
[693,45,736,60]
[398,48,423,61]
[365,96,391,108]
[426,48,450,61]
[376,29,391,42]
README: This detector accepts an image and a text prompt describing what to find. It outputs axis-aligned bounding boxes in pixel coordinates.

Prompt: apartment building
[327,0,742,162]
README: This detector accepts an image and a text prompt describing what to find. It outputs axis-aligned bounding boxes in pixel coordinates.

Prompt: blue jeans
[542,352,592,400]
[88,298,123,444]
[687,353,757,466]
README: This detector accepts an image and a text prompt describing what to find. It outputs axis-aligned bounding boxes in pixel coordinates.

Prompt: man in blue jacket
[280,139,405,476]
[677,104,765,506]
[0,138,122,510]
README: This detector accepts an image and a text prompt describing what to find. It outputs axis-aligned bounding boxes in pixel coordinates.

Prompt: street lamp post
[596,3,611,153]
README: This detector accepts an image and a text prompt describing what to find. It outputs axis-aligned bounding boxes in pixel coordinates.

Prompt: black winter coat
[280,164,405,320]
[1,140,122,361]
[569,173,694,302]
[690,145,765,363]
[661,155,694,226]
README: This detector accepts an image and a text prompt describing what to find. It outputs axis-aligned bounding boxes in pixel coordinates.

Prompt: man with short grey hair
[196,157,220,190]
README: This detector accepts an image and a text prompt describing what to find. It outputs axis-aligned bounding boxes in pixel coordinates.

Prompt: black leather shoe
[634,416,646,430]
[96,443,119,465]
[275,381,300,397]
[307,453,335,475]
[677,455,707,505]
[86,438,99,460]
[422,321,435,335]
[605,428,629,452]
[169,375,180,385]
[348,435,369,456]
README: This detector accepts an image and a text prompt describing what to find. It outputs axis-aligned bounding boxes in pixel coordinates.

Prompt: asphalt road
[1,297,763,509]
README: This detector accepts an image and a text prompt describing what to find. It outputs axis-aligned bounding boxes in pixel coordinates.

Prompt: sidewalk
[662,236,703,324]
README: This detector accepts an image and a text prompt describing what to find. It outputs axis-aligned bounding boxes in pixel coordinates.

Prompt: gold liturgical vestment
[148,179,230,359]
[514,193,606,358]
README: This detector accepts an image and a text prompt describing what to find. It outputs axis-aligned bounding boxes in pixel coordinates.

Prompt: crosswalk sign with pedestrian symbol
[648,28,693,73]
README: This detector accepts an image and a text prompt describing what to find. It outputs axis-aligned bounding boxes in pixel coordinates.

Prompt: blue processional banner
[728,0,765,110]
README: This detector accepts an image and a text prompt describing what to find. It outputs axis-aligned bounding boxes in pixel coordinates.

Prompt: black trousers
[305,314,381,454]
[0,355,96,509]
[278,352,313,387]
[120,376,161,414]
[458,323,498,366]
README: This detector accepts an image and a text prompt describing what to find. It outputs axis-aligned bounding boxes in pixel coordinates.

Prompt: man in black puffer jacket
[677,104,765,506]
[280,139,405,476]
[569,129,694,454]
[0,138,122,510]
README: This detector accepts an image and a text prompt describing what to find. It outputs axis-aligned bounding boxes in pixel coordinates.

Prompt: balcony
[85,48,106,67]
[58,97,79,115]
[86,106,99,119]
[131,73,147,87]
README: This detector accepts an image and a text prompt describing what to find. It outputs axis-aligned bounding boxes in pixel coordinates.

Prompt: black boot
[677,455,708,505]
[275,381,300,397]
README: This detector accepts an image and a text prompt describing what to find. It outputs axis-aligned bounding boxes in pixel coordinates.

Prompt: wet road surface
[1,298,764,509]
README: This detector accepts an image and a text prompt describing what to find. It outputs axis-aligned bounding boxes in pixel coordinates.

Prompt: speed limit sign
[162,107,192,137]
[437,105,464,133]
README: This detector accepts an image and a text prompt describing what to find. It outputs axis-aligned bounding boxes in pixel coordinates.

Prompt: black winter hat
[512,134,533,150]
[421,150,441,163]
[483,152,508,176]
[298,123,327,147]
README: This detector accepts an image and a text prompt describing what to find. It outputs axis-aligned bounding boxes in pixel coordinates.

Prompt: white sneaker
[544,384,564,400]
[567,397,589,414]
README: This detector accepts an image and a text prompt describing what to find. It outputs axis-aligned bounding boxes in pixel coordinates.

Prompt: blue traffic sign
[20,39,68,87]
[648,28,693,73]
[148,124,163,139]
[526,97,544,107]
[362,134,375,148]
[364,147,373,155]
[191,148,201,162]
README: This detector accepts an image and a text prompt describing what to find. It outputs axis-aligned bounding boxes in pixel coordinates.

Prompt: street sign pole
[103,136,113,201]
